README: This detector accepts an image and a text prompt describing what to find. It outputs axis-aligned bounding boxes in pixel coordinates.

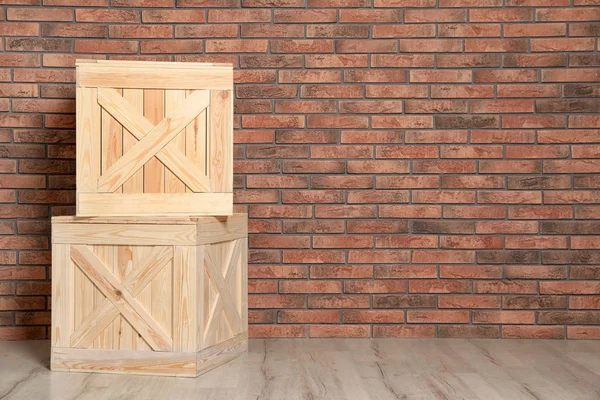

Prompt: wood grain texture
[75,87,100,194]
[165,89,187,193]
[122,88,144,194]
[76,193,233,217]
[98,87,210,194]
[75,60,233,217]
[51,243,72,348]
[97,90,210,193]
[209,90,233,193]
[77,61,233,90]
[51,215,248,377]
[70,245,173,352]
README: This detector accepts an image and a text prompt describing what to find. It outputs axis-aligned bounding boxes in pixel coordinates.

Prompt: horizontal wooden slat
[196,214,248,244]
[76,193,233,217]
[53,223,196,245]
[51,347,196,377]
[77,63,233,90]
[53,214,245,226]
[196,333,247,376]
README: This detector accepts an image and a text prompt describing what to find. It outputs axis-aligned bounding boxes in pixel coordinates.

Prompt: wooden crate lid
[76,60,233,90]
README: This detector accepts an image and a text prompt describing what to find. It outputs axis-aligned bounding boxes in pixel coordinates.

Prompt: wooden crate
[75,60,233,217]
[50,214,248,377]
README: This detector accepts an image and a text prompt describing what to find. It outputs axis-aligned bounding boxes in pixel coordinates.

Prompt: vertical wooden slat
[209,90,233,193]
[143,89,165,193]
[164,90,186,193]
[186,90,207,193]
[76,87,100,193]
[196,244,205,351]
[122,89,144,193]
[116,246,135,350]
[91,245,113,349]
[51,243,72,347]
[133,246,152,351]
[240,238,248,332]
[173,245,196,352]
[101,89,123,193]
[152,246,173,338]
[74,255,95,348]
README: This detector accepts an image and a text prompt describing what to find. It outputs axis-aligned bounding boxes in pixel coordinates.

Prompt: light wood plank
[196,244,206,351]
[152,247,173,338]
[70,245,173,352]
[196,213,247,245]
[240,238,248,330]
[196,332,247,377]
[76,193,233,217]
[203,240,242,344]
[52,347,196,377]
[69,246,173,349]
[173,246,197,352]
[91,245,113,349]
[51,244,72,347]
[122,89,144,193]
[53,223,196,246]
[101,89,123,193]
[209,90,233,193]
[97,87,211,193]
[165,90,187,193]
[142,88,165,194]
[134,246,152,351]
[54,214,247,226]
[76,87,100,194]
[186,89,207,192]
[77,63,233,90]
[97,91,211,192]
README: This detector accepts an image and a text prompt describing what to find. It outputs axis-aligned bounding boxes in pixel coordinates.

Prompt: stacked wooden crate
[51,61,247,377]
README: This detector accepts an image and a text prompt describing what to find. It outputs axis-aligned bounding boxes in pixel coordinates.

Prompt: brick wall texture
[1,0,600,340]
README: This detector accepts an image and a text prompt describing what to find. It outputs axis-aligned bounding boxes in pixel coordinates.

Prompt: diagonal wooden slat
[98,88,211,193]
[70,245,173,351]
[204,240,242,340]
[70,246,174,348]
[96,89,210,193]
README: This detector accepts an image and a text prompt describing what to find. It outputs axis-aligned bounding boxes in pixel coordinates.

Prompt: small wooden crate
[76,60,233,216]
[50,214,248,377]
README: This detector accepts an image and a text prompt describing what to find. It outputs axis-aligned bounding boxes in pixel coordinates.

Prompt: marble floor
[1,339,600,400]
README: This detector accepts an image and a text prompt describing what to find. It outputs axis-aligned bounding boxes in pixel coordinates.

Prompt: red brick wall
[1,0,600,340]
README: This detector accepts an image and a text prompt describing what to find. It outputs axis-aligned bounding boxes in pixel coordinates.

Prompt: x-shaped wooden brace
[69,245,174,351]
[96,88,211,193]
[204,240,242,341]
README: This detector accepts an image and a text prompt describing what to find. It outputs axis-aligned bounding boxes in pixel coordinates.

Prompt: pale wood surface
[75,87,100,193]
[209,90,233,193]
[173,245,197,353]
[77,60,233,90]
[4,339,600,399]
[76,193,233,217]
[70,245,173,352]
[53,213,247,226]
[122,89,144,193]
[53,213,245,242]
[97,89,210,193]
[51,244,72,348]
[53,222,197,246]
[98,87,210,193]
[50,215,248,376]
[75,60,234,217]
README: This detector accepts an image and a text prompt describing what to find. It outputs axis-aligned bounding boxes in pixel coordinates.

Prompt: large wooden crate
[76,60,233,216]
[50,214,248,377]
